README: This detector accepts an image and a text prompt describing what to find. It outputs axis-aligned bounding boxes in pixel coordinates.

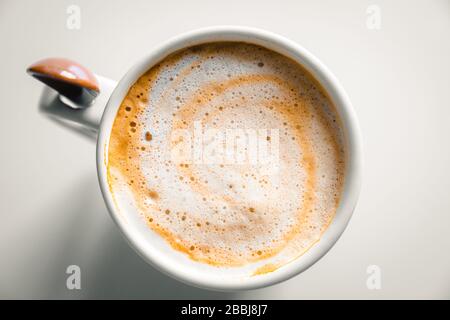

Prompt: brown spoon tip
[27,58,100,94]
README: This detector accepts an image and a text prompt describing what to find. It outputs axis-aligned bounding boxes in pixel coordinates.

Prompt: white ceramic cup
[28,26,362,291]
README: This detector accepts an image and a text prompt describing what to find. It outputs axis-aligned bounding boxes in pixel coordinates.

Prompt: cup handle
[27,58,117,137]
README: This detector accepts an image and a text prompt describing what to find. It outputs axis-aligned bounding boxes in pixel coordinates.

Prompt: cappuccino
[107,42,345,273]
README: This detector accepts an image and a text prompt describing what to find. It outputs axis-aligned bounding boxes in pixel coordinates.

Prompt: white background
[0,0,449,299]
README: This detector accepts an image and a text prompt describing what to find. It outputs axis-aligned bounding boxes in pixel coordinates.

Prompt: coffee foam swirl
[107,42,345,271]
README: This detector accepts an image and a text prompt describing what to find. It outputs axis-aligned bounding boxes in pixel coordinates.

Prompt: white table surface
[0,0,449,299]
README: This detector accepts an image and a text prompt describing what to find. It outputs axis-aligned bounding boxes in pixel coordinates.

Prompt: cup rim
[96,25,363,291]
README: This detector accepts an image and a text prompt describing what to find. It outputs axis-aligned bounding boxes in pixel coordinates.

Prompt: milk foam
[107,43,345,272]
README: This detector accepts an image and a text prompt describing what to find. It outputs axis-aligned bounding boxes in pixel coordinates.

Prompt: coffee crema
[107,42,345,272]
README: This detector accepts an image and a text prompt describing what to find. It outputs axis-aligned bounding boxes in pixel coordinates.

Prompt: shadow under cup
[96,26,363,291]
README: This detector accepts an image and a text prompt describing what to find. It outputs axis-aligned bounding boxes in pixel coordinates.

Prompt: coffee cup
[27,26,362,291]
